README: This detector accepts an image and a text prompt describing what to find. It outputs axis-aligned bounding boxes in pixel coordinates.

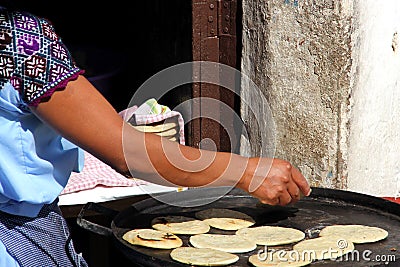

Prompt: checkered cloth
[61,100,185,195]
[120,102,185,144]
[61,151,147,195]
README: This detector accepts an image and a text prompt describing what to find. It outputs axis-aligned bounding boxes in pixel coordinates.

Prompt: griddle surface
[111,187,400,266]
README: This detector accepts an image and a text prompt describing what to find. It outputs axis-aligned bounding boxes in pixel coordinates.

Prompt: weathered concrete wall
[240,0,400,197]
[347,1,400,197]
[240,0,353,189]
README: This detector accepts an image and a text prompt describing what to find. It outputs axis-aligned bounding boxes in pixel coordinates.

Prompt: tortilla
[151,215,210,235]
[249,250,313,267]
[292,236,355,261]
[318,224,388,244]
[235,226,305,246]
[132,122,177,133]
[155,127,178,137]
[122,229,183,249]
[189,233,257,253]
[170,247,239,266]
[195,208,256,230]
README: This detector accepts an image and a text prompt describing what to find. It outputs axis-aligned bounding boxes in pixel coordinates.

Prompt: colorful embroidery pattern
[0,8,83,106]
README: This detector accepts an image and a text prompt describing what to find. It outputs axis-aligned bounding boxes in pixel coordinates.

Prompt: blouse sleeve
[0,9,84,107]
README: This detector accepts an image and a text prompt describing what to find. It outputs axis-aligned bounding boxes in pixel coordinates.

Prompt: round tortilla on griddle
[151,215,210,235]
[318,224,388,244]
[170,247,239,266]
[293,236,355,261]
[189,233,257,253]
[235,226,305,246]
[195,208,256,230]
[122,229,183,249]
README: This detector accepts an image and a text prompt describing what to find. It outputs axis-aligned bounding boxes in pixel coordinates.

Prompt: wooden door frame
[191,0,240,152]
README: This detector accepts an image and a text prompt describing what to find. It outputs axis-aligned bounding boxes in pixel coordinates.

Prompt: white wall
[240,0,354,189]
[240,0,400,197]
[348,0,400,197]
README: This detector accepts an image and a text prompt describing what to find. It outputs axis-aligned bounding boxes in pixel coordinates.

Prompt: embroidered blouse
[0,7,84,217]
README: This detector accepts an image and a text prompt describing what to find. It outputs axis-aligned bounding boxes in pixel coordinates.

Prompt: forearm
[123,122,250,188]
[31,75,310,205]
[30,75,248,188]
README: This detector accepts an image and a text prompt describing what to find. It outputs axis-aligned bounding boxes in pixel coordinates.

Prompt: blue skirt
[0,199,88,267]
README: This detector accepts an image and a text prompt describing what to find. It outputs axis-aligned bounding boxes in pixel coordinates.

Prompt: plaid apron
[0,199,88,267]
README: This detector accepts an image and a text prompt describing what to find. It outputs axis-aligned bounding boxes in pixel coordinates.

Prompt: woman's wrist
[236,157,258,191]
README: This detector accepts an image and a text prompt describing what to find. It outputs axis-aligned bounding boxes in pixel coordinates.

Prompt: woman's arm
[31,75,310,205]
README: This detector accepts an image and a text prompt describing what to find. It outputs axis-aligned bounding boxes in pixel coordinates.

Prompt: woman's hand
[238,158,311,206]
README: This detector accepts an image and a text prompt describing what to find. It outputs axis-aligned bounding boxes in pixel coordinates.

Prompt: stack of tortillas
[132,118,180,142]
[126,99,182,142]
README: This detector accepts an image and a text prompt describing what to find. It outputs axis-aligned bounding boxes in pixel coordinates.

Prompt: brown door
[191,0,240,153]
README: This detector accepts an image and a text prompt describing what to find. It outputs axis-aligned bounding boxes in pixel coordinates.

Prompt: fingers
[269,162,302,205]
[242,158,310,206]
[290,165,311,196]
[286,180,301,203]
[273,175,300,205]
[278,191,293,206]
[257,179,295,206]
[250,159,310,206]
